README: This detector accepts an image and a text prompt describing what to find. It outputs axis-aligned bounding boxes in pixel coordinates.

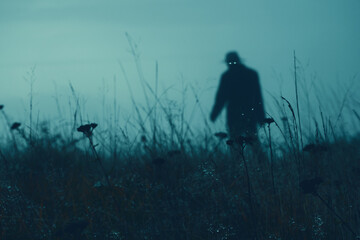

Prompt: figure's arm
[210,76,228,122]
[253,72,265,123]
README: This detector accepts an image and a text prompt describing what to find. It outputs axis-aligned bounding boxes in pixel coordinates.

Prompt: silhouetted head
[225,51,242,68]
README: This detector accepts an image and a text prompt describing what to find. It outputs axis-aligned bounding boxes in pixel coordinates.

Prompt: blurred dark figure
[210,52,265,139]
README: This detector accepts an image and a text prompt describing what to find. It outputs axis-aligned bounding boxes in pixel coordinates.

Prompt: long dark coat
[210,64,265,138]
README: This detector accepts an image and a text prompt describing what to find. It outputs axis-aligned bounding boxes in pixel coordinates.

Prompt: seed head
[214,132,228,140]
[77,124,91,133]
[263,118,275,124]
[77,123,98,137]
[226,139,234,146]
[235,135,254,145]
[281,117,288,122]
[90,123,98,129]
[10,122,21,130]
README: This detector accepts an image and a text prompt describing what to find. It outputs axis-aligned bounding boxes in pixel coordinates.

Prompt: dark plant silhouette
[227,134,257,238]
[281,96,302,178]
[214,132,228,140]
[10,122,21,131]
[77,123,111,187]
[77,123,98,138]
[235,135,254,146]
[0,108,20,150]
[0,104,4,110]
[140,135,147,143]
[264,117,276,194]
[300,177,358,237]
[1,66,359,239]
[226,139,234,146]
[262,117,275,124]
[0,148,9,171]
[303,143,328,153]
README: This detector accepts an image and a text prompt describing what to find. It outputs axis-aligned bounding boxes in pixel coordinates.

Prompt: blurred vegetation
[0,97,359,239]
[1,50,359,239]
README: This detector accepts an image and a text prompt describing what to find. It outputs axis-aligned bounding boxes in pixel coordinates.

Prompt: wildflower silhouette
[0,105,3,110]
[10,122,21,131]
[141,135,147,143]
[280,117,288,122]
[235,135,254,146]
[281,97,296,120]
[9,121,35,147]
[225,133,256,235]
[262,117,275,125]
[77,123,113,188]
[226,139,234,146]
[77,123,97,138]
[227,135,254,148]
[214,132,228,140]
[263,117,276,193]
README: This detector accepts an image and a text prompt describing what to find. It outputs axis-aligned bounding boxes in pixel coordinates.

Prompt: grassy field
[1,53,360,239]
[0,96,359,240]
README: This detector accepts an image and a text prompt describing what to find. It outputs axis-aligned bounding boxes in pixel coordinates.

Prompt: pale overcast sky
[0,0,359,134]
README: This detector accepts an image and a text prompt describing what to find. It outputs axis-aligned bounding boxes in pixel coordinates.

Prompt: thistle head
[77,123,98,137]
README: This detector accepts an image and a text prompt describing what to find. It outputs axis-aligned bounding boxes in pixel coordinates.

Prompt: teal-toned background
[1,0,359,137]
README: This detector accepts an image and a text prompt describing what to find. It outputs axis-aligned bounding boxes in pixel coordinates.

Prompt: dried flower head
[0,105,4,110]
[226,135,254,148]
[235,135,254,145]
[77,123,98,137]
[77,124,91,133]
[263,118,275,124]
[214,132,228,140]
[226,139,234,146]
[10,122,21,130]
[90,123,98,129]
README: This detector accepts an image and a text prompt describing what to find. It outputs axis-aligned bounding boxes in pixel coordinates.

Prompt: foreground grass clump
[0,120,359,240]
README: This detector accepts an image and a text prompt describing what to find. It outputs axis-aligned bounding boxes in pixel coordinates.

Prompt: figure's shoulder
[242,67,259,81]
[220,70,231,81]
[245,67,258,76]
[221,69,231,76]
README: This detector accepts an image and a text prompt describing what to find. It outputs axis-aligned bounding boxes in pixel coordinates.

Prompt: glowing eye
[233,62,237,64]
[229,62,232,65]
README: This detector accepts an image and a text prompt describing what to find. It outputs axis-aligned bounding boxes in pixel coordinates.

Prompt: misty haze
[0,1,359,239]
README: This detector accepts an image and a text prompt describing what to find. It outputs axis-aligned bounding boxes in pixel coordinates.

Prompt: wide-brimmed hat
[225,51,241,63]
